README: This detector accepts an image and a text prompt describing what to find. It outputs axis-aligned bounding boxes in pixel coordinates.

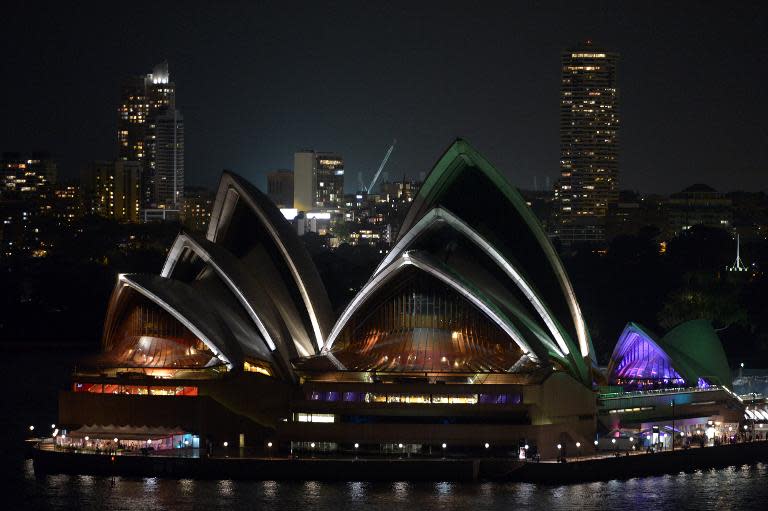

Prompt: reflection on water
[8,458,768,511]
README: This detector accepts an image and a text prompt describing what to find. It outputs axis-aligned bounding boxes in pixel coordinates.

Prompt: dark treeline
[565,226,768,365]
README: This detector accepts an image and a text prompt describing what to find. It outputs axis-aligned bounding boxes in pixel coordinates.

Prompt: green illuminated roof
[401,138,594,380]
[659,320,732,388]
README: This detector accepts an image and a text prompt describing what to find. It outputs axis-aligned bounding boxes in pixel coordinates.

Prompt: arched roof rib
[104,274,239,370]
[161,232,300,379]
[398,139,593,361]
[607,321,733,389]
[606,323,676,383]
[374,207,576,360]
[206,171,333,353]
[163,232,289,354]
[324,250,543,364]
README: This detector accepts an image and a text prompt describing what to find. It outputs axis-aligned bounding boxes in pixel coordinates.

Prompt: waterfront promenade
[31,439,768,483]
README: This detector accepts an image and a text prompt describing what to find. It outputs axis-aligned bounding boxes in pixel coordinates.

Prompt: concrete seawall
[505,441,768,483]
[32,441,768,483]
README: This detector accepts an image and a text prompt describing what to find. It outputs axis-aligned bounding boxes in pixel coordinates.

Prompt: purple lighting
[609,327,685,389]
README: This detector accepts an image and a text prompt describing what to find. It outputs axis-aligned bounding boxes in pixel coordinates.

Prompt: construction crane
[362,140,396,194]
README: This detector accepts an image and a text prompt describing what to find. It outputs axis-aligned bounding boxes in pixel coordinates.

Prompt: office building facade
[293,151,344,211]
[80,160,141,222]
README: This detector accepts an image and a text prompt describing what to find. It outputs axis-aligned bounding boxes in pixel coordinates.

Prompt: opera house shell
[59,139,739,459]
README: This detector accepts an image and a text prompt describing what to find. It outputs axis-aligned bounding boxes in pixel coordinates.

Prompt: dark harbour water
[3,349,768,510]
[6,459,768,511]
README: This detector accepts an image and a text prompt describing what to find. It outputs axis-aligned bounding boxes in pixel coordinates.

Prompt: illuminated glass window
[295,413,336,423]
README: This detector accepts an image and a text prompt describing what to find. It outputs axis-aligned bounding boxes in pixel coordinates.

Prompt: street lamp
[484,442,490,449]
[670,399,676,451]
[441,443,447,458]
[576,441,581,459]
[29,425,34,432]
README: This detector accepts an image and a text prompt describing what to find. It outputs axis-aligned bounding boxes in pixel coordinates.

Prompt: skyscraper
[148,109,184,208]
[117,61,183,213]
[293,151,344,211]
[554,42,619,245]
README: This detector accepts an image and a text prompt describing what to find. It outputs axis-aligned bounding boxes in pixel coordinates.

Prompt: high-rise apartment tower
[117,61,183,212]
[554,42,619,244]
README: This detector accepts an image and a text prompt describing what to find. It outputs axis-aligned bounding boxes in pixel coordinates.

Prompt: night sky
[3,1,767,194]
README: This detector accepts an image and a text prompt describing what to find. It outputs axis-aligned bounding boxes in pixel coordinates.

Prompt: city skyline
[2,1,767,195]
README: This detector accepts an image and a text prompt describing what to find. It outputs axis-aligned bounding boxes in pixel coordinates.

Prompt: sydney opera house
[59,140,744,460]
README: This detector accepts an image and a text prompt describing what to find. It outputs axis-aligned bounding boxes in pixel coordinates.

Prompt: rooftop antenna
[727,234,748,272]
